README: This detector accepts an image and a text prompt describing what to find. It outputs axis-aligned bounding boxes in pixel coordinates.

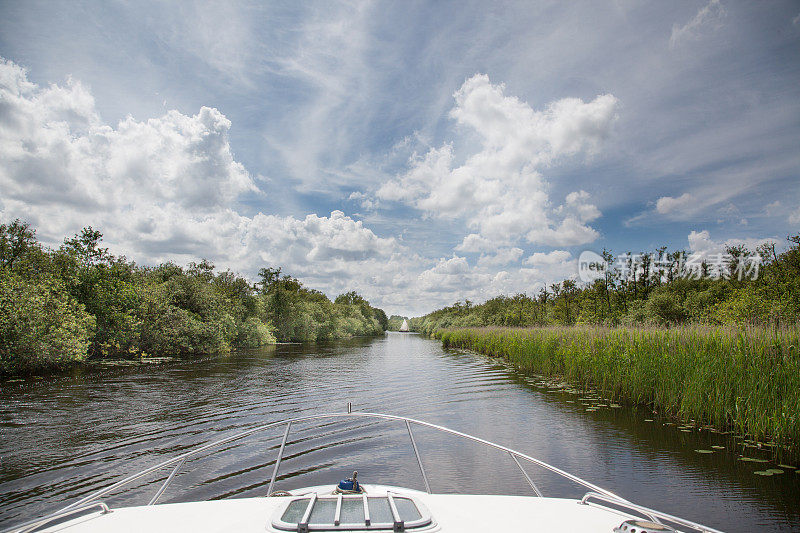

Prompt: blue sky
[1,0,799,316]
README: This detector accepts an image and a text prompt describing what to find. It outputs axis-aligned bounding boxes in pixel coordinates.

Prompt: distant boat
[399,319,410,332]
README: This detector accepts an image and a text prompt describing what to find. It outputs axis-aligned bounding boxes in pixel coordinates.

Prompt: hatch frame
[271,491,433,532]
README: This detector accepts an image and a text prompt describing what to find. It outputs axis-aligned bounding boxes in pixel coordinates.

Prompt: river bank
[0,221,388,376]
[434,325,800,462]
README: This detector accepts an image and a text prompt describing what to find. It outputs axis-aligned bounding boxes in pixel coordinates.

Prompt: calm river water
[1,332,798,531]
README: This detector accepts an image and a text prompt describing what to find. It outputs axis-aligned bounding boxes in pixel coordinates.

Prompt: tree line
[387,315,409,331]
[0,220,387,375]
[412,234,800,334]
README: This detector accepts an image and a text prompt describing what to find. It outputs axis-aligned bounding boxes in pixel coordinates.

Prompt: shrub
[236,317,277,347]
[645,292,687,325]
[0,271,95,374]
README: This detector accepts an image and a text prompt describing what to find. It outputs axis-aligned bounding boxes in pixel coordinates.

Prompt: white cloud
[524,250,572,266]
[687,229,777,255]
[144,2,260,83]
[0,57,416,310]
[563,190,602,223]
[655,193,696,215]
[0,59,255,224]
[670,0,726,49]
[455,233,494,253]
[764,200,781,216]
[265,2,379,191]
[477,247,523,267]
[375,74,616,250]
[348,191,376,211]
[417,255,473,291]
[412,250,573,306]
[246,210,396,264]
[525,217,600,247]
[789,207,800,225]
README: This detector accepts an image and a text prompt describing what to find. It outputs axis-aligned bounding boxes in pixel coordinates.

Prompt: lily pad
[680,429,692,433]
[610,404,622,408]
[695,449,714,454]
[765,469,784,474]
[778,464,795,469]
[711,445,725,450]
[753,470,773,476]
[644,419,654,422]
[739,457,769,463]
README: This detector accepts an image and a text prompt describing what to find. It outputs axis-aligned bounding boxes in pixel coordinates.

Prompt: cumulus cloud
[0,58,255,229]
[375,74,617,250]
[655,193,696,215]
[687,229,777,255]
[347,191,377,211]
[0,58,415,309]
[455,233,495,253]
[417,255,472,291]
[670,0,726,49]
[246,210,396,264]
[524,250,572,266]
[477,247,523,267]
[412,250,573,307]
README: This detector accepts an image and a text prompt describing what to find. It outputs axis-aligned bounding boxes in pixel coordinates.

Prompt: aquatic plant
[436,325,800,460]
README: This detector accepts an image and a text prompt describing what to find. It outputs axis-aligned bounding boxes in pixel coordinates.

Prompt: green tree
[0,271,95,374]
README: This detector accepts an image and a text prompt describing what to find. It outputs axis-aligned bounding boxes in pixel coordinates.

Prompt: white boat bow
[4,411,724,533]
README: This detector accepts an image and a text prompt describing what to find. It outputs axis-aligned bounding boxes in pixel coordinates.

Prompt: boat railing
[9,502,111,533]
[5,409,723,533]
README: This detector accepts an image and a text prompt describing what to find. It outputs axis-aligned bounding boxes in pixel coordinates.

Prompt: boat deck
[39,491,630,532]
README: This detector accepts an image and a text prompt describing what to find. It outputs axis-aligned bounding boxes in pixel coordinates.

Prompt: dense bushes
[0,271,95,373]
[0,220,387,375]
[257,269,387,342]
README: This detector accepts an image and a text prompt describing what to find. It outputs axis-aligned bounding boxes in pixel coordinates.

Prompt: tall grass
[436,325,800,460]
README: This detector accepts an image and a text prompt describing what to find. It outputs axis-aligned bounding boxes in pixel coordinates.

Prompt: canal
[1,332,798,531]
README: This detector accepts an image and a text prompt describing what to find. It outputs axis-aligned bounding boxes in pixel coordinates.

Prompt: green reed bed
[435,325,800,460]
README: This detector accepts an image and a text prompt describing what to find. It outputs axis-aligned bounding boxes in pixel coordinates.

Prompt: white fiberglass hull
[35,485,636,533]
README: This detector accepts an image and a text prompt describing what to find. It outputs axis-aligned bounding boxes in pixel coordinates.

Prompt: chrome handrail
[5,411,716,532]
[580,492,725,533]
[11,502,110,533]
[404,420,431,494]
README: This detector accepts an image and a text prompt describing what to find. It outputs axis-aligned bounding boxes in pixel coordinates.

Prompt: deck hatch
[272,493,432,532]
